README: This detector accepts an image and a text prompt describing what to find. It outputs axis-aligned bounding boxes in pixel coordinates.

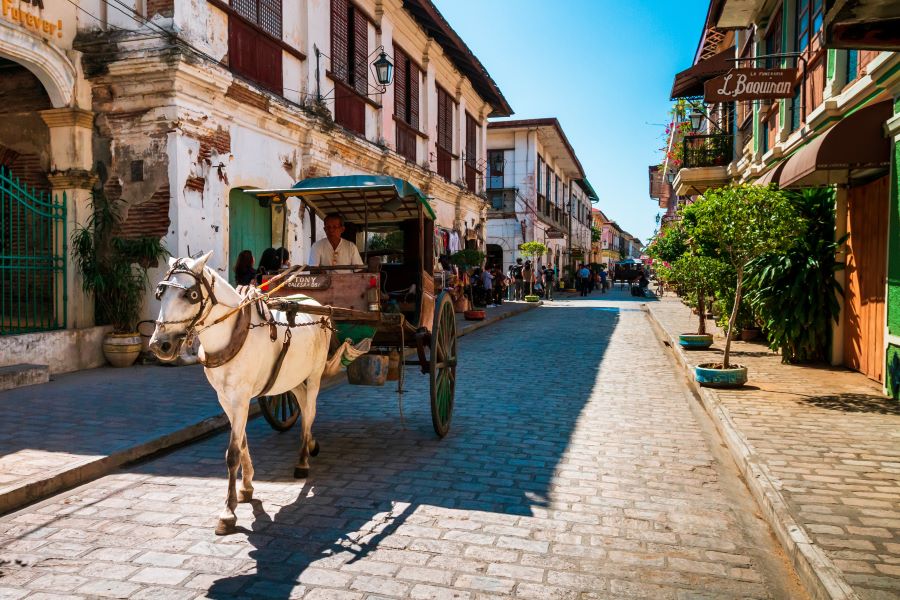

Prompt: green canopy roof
[246,175,436,223]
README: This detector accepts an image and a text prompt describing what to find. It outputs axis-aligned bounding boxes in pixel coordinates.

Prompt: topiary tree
[682,184,796,368]
[518,241,548,264]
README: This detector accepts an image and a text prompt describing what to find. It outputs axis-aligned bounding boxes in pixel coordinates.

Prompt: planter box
[678,333,714,350]
[695,363,748,388]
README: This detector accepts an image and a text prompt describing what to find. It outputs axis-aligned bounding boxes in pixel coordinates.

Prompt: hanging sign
[704,68,796,102]
[2,0,64,39]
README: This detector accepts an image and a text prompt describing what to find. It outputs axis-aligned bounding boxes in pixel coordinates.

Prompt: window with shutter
[409,62,419,130]
[394,48,419,162]
[464,113,477,192]
[330,0,350,83]
[352,9,368,96]
[436,87,454,179]
[227,0,283,93]
[394,48,407,123]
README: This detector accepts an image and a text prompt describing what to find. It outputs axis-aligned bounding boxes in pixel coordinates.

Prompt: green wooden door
[228,189,272,285]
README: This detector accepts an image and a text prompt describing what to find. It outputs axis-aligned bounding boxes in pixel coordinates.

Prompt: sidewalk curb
[0,301,539,516]
[642,303,859,600]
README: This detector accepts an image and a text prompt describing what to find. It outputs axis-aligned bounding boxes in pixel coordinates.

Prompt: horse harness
[155,260,334,396]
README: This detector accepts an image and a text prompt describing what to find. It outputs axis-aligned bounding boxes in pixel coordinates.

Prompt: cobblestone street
[0,293,806,599]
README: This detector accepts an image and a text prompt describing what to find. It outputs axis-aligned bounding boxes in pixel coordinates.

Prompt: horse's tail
[323,337,373,377]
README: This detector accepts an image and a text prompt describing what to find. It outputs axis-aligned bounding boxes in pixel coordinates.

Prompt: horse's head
[149,252,216,362]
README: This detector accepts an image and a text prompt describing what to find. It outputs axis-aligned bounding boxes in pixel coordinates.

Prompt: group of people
[233,246,291,286]
[575,263,609,297]
[468,258,559,307]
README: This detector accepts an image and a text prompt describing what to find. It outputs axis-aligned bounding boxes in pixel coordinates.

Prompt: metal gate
[0,167,66,335]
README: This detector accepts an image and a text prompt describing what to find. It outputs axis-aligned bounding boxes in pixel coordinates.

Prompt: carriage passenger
[310,213,363,272]
[234,250,256,286]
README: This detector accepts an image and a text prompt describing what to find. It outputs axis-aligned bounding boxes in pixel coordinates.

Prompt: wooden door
[844,175,889,382]
[228,188,272,285]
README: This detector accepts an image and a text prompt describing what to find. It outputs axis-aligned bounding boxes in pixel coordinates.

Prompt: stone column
[40,107,96,330]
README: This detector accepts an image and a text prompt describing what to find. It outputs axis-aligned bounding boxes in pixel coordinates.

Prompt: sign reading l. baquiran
[2,0,64,38]
[704,68,797,103]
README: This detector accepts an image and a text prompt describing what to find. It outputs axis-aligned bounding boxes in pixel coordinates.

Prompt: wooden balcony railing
[682,134,734,169]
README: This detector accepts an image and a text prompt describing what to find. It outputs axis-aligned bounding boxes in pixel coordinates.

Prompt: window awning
[778,100,892,188]
[670,47,734,99]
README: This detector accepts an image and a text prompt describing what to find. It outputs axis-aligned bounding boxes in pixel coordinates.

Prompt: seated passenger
[310,212,363,270]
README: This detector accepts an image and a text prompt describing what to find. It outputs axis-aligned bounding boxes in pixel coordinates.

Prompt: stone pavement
[0,292,807,599]
[0,301,537,516]
[646,296,900,600]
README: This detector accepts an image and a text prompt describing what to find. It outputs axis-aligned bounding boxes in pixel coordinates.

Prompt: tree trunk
[723,268,743,369]
[697,286,706,335]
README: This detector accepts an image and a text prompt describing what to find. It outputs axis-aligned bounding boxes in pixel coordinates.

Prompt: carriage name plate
[285,274,331,290]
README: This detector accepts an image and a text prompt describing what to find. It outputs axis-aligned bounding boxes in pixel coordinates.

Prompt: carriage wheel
[429,292,457,438]
[258,392,300,432]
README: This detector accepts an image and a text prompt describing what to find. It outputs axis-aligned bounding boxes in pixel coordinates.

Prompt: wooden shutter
[331,0,349,83]
[394,49,407,123]
[408,61,419,130]
[228,16,282,93]
[353,8,368,96]
[437,87,453,151]
[465,113,477,166]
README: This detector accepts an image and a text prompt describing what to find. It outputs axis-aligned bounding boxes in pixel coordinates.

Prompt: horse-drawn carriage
[150,175,459,534]
[248,175,457,438]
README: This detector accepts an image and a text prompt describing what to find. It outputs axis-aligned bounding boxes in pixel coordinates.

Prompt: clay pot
[464,309,485,321]
[102,333,142,368]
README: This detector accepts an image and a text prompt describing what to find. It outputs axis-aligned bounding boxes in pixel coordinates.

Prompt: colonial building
[484,118,595,278]
[665,0,900,393]
[0,0,511,372]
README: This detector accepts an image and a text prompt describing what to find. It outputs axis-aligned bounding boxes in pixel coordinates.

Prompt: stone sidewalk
[646,296,900,600]
[0,301,538,516]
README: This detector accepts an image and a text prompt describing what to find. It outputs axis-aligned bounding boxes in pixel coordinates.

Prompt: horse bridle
[154,260,218,342]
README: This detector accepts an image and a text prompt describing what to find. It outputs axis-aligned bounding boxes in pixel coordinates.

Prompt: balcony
[487,188,517,216]
[682,134,733,168]
[673,134,734,195]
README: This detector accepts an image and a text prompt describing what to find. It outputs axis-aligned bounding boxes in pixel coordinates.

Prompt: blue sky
[432,0,709,243]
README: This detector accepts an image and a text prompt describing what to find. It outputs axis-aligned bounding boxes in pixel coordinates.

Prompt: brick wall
[146,0,174,18]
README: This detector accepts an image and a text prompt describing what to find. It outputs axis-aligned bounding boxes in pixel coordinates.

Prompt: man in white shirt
[309,213,363,270]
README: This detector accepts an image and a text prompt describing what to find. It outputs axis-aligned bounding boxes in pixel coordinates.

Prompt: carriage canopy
[246,175,436,224]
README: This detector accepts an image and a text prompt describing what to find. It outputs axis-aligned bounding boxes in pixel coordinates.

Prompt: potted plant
[670,254,725,349]
[518,241,547,301]
[71,191,169,367]
[681,184,794,387]
[450,248,485,320]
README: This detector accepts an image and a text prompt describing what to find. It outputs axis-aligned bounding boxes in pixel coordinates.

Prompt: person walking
[481,266,495,307]
[578,264,591,297]
[523,260,534,296]
[599,267,608,294]
[514,259,525,300]
[543,265,554,300]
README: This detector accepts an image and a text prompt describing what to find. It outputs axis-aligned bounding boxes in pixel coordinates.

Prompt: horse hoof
[310,440,320,457]
[238,489,253,503]
[215,517,237,536]
[294,466,309,479]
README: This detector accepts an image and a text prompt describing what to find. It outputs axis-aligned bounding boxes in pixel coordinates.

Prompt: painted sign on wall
[704,69,797,102]
[2,0,63,38]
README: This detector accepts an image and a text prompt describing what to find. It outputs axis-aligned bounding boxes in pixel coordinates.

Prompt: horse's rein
[194,264,306,335]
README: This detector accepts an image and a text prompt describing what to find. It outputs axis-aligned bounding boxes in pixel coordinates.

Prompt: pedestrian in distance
[493,266,506,305]
[599,267,608,294]
[523,260,534,296]
[578,263,591,297]
[482,266,495,307]
[511,258,524,300]
[543,265,554,300]
[234,250,256,286]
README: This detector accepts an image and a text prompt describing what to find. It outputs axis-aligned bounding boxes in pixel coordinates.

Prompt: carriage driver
[310,212,363,271]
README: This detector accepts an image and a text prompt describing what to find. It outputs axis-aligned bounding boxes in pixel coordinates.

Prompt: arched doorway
[0,57,64,334]
[228,188,272,284]
[486,244,503,270]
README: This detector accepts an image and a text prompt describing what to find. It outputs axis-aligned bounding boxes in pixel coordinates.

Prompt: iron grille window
[232,0,282,38]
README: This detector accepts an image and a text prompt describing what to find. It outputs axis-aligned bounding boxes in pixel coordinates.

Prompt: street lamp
[666,170,676,184]
[373,51,394,86]
[689,108,704,132]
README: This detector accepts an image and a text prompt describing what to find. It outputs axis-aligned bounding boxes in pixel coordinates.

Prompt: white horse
[149,253,332,535]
